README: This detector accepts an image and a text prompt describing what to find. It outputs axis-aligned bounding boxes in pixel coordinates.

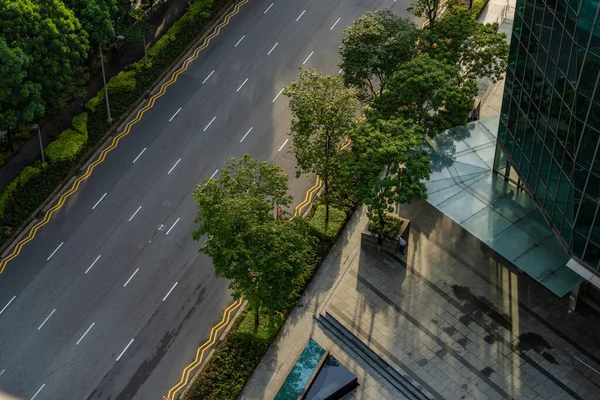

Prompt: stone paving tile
[240,202,600,400]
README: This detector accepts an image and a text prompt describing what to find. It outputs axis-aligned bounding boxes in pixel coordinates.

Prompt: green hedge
[184,310,285,400]
[0,164,45,220]
[85,91,103,112]
[71,112,88,135]
[107,70,137,96]
[308,204,347,241]
[45,129,88,163]
[469,0,491,18]
[367,214,404,239]
[2,160,75,229]
[0,0,232,248]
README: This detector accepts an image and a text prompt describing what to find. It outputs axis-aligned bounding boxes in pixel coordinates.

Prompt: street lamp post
[99,36,125,123]
[143,35,148,64]
[99,42,112,123]
[31,124,45,163]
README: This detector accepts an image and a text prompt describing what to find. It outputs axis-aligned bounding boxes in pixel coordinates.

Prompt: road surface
[0,0,416,399]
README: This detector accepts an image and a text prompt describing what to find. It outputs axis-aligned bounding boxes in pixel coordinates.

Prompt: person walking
[377,233,383,253]
[398,236,407,255]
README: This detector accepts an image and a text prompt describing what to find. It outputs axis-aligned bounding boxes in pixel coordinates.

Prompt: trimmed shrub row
[367,214,404,239]
[184,187,360,400]
[309,204,347,241]
[469,0,491,18]
[0,0,232,248]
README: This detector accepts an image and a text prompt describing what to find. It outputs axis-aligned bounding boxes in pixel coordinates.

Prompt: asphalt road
[0,1,417,399]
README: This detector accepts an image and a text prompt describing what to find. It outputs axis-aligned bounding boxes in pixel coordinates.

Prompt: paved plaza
[240,199,600,400]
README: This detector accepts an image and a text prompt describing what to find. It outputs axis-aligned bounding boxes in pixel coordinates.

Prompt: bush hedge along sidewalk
[0,0,233,249]
[183,189,360,400]
[309,204,347,241]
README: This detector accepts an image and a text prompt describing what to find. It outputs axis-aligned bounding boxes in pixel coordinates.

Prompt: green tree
[0,38,44,150]
[339,10,419,103]
[419,6,509,83]
[115,8,153,48]
[370,54,477,137]
[284,69,360,225]
[192,155,314,331]
[408,0,441,25]
[347,118,431,235]
[63,0,117,46]
[0,0,90,111]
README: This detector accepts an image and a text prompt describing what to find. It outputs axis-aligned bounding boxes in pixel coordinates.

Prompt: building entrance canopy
[422,116,583,296]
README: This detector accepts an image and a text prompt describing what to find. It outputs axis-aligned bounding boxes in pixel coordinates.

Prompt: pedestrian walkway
[240,200,600,400]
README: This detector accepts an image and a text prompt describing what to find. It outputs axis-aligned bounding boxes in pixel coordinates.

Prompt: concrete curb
[0,0,240,260]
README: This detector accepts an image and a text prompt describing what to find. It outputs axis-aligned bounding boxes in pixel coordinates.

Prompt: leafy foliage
[284,69,360,225]
[0,38,44,148]
[346,118,431,235]
[71,112,88,135]
[44,129,88,163]
[63,0,116,46]
[1,160,75,228]
[419,6,509,83]
[193,155,314,328]
[0,0,90,111]
[0,164,45,220]
[0,0,231,249]
[469,0,491,17]
[107,70,137,95]
[370,54,477,138]
[115,8,153,46]
[368,214,404,239]
[184,308,285,400]
[308,204,347,241]
[339,10,419,103]
[408,0,441,25]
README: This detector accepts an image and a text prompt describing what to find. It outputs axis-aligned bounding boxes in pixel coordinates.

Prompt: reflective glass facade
[496,0,600,271]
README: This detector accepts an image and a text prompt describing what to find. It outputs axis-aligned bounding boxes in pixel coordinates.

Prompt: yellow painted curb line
[166,297,243,400]
[0,0,249,275]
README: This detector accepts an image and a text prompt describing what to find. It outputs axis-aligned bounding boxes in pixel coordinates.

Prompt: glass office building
[494,0,600,284]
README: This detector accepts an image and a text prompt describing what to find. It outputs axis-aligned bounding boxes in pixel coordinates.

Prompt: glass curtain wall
[495,0,600,271]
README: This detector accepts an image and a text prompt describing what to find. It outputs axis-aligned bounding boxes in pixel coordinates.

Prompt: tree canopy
[284,69,360,225]
[408,0,441,25]
[369,54,477,138]
[346,118,431,234]
[0,38,44,146]
[192,155,314,329]
[0,0,90,111]
[419,6,509,83]
[339,10,419,103]
[62,0,117,46]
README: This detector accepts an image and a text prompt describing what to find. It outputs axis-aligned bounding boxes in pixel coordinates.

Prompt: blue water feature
[274,339,326,400]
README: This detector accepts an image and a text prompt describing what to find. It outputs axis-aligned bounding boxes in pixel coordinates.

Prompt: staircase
[315,312,432,400]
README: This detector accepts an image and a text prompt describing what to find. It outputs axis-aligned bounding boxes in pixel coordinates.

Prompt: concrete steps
[315,312,432,400]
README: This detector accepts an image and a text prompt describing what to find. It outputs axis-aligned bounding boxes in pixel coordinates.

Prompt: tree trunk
[324,176,330,227]
[254,304,260,334]
[6,127,14,151]
[324,134,331,228]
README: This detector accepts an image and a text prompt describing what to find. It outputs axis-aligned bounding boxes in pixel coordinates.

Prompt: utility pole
[31,124,45,163]
[99,42,112,123]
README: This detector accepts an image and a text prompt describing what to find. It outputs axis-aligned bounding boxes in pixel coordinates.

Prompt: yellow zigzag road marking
[293,177,322,218]
[166,298,243,400]
[0,0,249,275]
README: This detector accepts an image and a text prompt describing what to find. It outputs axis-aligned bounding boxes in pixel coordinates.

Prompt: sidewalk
[0,0,191,191]
[240,200,600,400]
